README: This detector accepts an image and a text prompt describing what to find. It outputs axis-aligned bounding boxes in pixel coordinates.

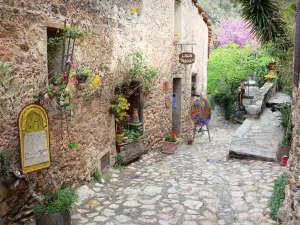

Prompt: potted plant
[268,61,277,71]
[162,131,180,154]
[264,71,277,83]
[34,188,78,225]
[110,95,130,144]
[75,66,93,83]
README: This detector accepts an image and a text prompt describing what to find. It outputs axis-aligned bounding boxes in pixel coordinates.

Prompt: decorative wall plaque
[18,104,50,173]
[179,52,195,64]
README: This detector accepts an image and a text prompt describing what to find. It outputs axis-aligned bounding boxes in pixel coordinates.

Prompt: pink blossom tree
[216,19,259,49]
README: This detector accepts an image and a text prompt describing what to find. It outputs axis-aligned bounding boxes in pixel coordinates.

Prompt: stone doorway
[172,78,182,133]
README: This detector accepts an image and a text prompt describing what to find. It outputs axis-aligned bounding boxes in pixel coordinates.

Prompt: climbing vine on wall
[116,51,159,96]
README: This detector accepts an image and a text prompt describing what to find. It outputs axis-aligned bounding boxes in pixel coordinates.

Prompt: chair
[191,95,212,142]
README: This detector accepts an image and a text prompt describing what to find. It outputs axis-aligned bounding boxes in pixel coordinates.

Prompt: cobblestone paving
[72,121,284,225]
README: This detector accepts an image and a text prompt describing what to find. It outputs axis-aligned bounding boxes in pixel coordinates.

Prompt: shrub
[114,152,125,169]
[270,173,288,219]
[278,103,293,146]
[34,188,78,216]
[92,170,102,182]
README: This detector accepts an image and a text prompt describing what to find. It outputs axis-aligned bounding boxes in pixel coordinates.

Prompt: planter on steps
[36,210,71,225]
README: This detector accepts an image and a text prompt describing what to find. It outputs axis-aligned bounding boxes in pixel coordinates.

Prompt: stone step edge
[228,150,276,162]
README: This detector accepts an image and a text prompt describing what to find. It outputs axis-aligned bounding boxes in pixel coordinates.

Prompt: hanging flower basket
[76,74,88,83]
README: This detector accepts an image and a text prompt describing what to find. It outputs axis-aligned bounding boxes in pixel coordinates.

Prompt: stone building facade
[0,0,210,223]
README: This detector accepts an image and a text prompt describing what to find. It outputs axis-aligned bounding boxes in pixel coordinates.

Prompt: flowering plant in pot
[264,71,277,83]
[110,95,130,144]
[162,131,180,154]
[34,188,78,225]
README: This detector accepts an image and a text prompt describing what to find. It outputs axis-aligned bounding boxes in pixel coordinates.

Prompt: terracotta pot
[162,140,179,154]
[268,62,277,70]
[187,140,193,145]
[36,210,71,225]
[116,133,124,144]
[267,78,274,83]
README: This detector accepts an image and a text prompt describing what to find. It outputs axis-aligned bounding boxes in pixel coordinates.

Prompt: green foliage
[210,74,241,120]
[92,170,102,182]
[113,152,125,170]
[278,103,293,146]
[236,0,288,44]
[47,26,88,66]
[124,51,159,94]
[68,142,78,150]
[124,129,141,142]
[34,188,78,216]
[270,173,288,219]
[208,43,273,119]
[208,43,272,94]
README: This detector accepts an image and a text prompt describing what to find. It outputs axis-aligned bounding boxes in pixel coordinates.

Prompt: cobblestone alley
[72,120,284,225]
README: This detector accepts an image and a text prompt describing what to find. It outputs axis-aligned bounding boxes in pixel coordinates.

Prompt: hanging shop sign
[18,104,51,173]
[179,52,195,64]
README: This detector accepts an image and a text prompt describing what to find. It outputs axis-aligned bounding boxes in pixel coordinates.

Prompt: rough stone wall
[171,0,209,138]
[284,85,300,224]
[0,1,117,223]
[0,0,209,223]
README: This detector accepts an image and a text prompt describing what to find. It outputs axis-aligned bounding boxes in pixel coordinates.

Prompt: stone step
[243,82,275,117]
[266,92,291,107]
[229,108,284,161]
[243,86,260,98]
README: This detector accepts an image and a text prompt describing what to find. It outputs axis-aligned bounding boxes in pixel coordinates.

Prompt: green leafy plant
[124,129,141,142]
[92,170,102,183]
[236,0,288,44]
[119,51,159,94]
[113,152,125,170]
[278,103,293,146]
[34,188,78,216]
[68,142,78,150]
[270,173,288,219]
[208,43,273,94]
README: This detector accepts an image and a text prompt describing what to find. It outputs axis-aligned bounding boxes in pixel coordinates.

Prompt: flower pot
[116,133,124,144]
[76,74,88,83]
[268,62,277,71]
[162,140,179,154]
[267,78,274,83]
[187,140,193,145]
[36,210,71,225]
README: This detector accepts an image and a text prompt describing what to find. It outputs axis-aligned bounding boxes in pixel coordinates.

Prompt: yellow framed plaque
[18,104,51,173]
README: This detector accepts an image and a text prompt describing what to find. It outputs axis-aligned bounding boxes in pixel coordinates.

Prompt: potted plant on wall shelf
[162,131,180,154]
[75,65,93,83]
[264,71,277,83]
[34,188,78,225]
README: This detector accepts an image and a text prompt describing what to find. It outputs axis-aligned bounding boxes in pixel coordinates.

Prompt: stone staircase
[229,81,291,161]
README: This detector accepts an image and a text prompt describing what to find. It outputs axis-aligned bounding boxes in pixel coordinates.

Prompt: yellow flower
[135,7,141,13]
